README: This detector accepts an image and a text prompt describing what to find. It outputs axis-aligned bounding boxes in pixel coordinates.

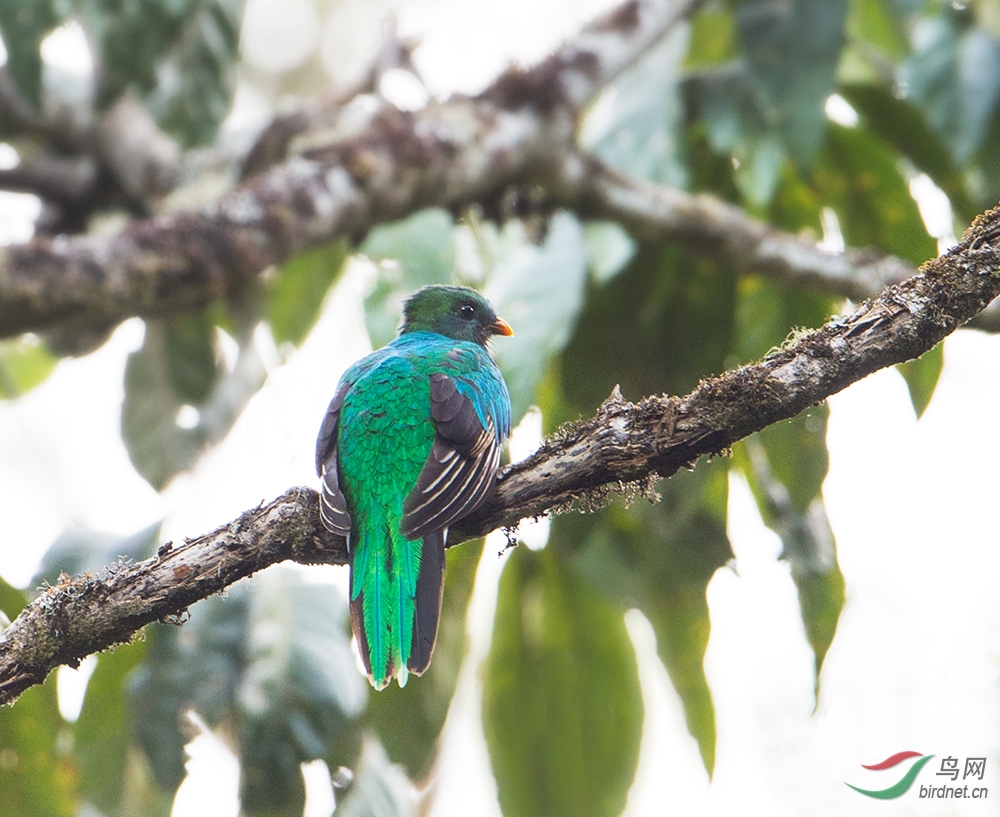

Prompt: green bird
[316,285,513,689]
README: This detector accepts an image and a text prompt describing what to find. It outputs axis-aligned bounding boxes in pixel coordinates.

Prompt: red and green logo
[846,751,935,799]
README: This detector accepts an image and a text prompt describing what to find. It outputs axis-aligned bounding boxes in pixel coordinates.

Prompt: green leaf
[730,262,844,685]
[122,320,211,489]
[78,0,186,103]
[840,82,974,222]
[367,541,482,778]
[0,574,27,627]
[0,675,74,817]
[130,596,249,792]
[736,0,848,162]
[268,239,350,346]
[565,461,732,775]
[78,0,242,145]
[362,209,457,348]
[0,0,63,107]
[335,740,412,817]
[146,0,245,146]
[897,341,944,418]
[132,569,367,812]
[75,640,173,817]
[484,211,589,422]
[583,221,635,284]
[734,424,845,686]
[162,313,218,404]
[903,12,1000,165]
[845,0,909,63]
[686,8,737,68]
[122,315,264,490]
[580,30,688,187]
[483,547,643,817]
[0,335,58,399]
[813,123,937,265]
[684,67,788,206]
[238,567,367,816]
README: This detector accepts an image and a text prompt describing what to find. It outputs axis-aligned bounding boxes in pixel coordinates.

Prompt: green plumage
[337,356,435,685]
[317,286,512,689]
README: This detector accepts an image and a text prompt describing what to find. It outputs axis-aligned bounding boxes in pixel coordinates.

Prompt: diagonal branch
[547,152,1000,332]
[0,0,703,340]
[3,204,1000,706]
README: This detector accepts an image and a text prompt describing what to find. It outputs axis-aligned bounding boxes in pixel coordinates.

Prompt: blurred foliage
[2,0,998,814]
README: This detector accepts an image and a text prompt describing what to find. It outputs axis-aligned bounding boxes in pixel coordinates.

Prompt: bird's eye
[459,303,476,320]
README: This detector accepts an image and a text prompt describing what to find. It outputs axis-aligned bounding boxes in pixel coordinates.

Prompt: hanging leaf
[544,242,739,773]
[122,319,213,489]
[583,221,635,284]
[0,674,74,817]
[902,11,1000,165]
[335,739,413,817]
[0,335,58,399]
[565,462,731,775]
[75,640,173,817]
[734,434,845,689]
[238,567,367,816]
[485,211,589,422]
[268,238,350,347]
[0,0,64,108]
[580,29,689,187]
[736,0,849,162]
[841,82,974,222]
[146,0,245,146]
[897,342,944,418]
[122,315,265,490]
[362,209,457,348]
[130,591,250,792]
[483,547,643,817]
[367,542,482,779]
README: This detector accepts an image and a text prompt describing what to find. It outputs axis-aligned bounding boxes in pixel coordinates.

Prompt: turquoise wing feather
[316,331,510,689]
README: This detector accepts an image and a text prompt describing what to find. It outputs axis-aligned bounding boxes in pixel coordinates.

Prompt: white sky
[1,1,999,815]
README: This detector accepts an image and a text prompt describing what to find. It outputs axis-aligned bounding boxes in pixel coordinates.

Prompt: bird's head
[400,285,513,346]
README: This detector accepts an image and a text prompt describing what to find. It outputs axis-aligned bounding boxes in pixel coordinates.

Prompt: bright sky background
[2,1,999,815]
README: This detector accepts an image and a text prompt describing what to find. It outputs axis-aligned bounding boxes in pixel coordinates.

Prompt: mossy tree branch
[3,205,1000,707]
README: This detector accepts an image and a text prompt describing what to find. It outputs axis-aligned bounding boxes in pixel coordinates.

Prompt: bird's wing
[401,370,504,540]
[316,379,353,536]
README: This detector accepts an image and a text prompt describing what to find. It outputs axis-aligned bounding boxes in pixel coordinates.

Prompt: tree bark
[3,205,1000,706]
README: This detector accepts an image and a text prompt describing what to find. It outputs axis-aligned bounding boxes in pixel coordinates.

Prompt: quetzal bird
[316,285,512,689]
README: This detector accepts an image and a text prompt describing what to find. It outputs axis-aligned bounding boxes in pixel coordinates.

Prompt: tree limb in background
[2,205,999,706]
[548,153,1000,332]
[0,0,730,341]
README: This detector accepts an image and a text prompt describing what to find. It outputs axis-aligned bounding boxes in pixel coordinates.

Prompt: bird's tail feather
[409,529,445,675]
[350,519,446,689]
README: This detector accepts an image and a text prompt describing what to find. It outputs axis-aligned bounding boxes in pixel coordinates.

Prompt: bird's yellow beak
[491,316,514,337]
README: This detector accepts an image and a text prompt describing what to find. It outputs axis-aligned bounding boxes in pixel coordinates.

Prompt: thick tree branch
[0,0,706,340]
[3,205,1000,706]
